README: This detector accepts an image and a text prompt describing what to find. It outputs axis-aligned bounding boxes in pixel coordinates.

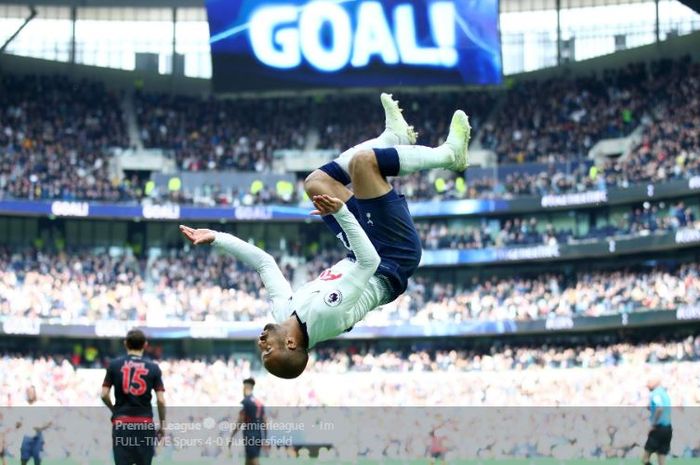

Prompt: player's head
[124,328,148,353]
[26,385,37,403]
[257,323,308,379]
[647,373,662,391]
[243,377,255,395]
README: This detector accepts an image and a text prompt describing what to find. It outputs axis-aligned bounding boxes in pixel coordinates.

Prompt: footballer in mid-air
[180,93,471,379]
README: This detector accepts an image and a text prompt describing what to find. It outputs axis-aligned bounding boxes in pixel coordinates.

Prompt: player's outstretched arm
[179,225,293,319]
[311,195,381,284]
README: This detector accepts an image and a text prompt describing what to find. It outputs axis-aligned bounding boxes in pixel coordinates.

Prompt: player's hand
[311,194,344,215]
[179,225,216,245]
[156,427,165,442]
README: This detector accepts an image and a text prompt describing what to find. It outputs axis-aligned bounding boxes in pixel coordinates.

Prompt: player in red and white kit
[180,94,471,379]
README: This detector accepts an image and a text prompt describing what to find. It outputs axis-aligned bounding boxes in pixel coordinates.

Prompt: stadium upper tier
[1,247,697,326]
[0,57,698,205]
[135,91,311,172]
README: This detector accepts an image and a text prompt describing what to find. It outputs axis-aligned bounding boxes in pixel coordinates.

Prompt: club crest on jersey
[324,290,343,307]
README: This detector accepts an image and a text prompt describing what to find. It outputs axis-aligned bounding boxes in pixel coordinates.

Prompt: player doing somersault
[180,94,471,379]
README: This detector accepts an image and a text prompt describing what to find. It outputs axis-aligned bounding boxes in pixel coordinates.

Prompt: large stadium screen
[206,0,502,92]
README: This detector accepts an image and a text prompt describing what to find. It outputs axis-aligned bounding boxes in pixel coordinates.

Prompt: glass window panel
[0,218,7,244]
[93,221,111,247]
[146,223,165,248]
[75,13,173,73]
[501,0,557,13]
[79,221,93,246]
[500,10,558,74]
[175,19,212,78]
[560,2,657,60]
[8,218,25,245]
[109,222,128,246]
[658,0,700,39]
[0,5,70,19]
[177,8,207,22]
[78,8,171,22]
[65,221,79,248]
[0,7,72,62]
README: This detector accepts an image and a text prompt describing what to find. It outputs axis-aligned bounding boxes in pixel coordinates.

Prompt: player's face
[26,386,36,402]
[258,323,284,362]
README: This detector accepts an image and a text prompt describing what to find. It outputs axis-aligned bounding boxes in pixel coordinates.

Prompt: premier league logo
[323,290,343,307]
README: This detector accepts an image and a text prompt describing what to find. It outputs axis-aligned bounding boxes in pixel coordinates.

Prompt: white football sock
[334,129,399,173]
[395,144,453,175]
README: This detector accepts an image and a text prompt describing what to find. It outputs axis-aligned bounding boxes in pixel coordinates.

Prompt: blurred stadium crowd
[416,199,696,249]
[0,58,697,204]
[1,246,698,323]
[2,337,700,406]
[2,338,700,460]
[2,358,699,463]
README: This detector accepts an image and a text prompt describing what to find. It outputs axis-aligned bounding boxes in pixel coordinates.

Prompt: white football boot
[380,92,418,145]
[442,110,471,172]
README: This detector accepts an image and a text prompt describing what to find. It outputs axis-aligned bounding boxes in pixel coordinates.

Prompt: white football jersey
[214,204,389,348]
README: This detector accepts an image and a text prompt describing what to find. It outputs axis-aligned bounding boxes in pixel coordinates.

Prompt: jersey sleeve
[651,394,660,407]
[332,205,380,286]
[153,364,165,392]
[102,363,114,388]
[213,232,293,322]
[329,206,382,323]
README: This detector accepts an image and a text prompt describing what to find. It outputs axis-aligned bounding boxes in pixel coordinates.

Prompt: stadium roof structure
[678,0,700,14]
[1,0,697,14]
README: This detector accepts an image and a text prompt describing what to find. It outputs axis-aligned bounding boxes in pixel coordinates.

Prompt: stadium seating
[0,75,131,201]
[479,63,648,164]
[135,91,310,172]
[416,199,697,249]
[3,336,699,406]
[1,58,697,204]
[3,339,699,459]
[1,247,697,324]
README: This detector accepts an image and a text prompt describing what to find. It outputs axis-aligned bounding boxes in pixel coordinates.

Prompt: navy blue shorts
[346,189,422,302]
